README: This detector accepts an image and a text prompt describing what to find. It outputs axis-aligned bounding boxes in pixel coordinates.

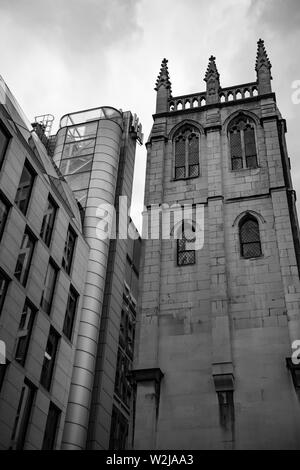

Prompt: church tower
[132,40,300,449]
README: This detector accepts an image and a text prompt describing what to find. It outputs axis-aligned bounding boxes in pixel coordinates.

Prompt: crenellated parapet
[154,39,273,115]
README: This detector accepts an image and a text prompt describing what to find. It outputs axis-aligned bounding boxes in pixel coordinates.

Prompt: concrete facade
[133,41,300,449]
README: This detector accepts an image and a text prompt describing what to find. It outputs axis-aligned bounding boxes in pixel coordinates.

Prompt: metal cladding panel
[62,118,123,449]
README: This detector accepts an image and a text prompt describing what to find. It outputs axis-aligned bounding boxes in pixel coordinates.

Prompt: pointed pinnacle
[155,58,172,92]
[255,38,272,72]
[204,55,220,82]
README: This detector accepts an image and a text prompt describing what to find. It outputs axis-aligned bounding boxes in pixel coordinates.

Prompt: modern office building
[0,77,142,450]
[51,106,142,450]
[132,40,300,449]
[0,76,89,450]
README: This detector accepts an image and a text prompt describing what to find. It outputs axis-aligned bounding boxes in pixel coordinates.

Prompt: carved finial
[255,39,272,94]
[255,39,272,75]
[204,55,220,82]
[204,55,220,104]
[155,58,172,94]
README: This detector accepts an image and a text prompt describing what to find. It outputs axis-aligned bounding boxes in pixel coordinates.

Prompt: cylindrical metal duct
[61,117,123,449]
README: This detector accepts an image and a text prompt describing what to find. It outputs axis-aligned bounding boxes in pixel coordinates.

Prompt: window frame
[40,194,58,247]
[176,222,196,267]
[14,227,36,287]
[42,402,61,450]
[10,378,36,450]
[239,215,262,259]
[0,119,11,171]
[0,191,11,243]
[109,405,129,450]
[62,225,77,275]
[15,299,37,367]
[0,268,10,317]
[40,258,58,315]
[173,125,200,181]
[14,160,36,216]
[40,326,60,391]
[228,115,259,171]
[63,285,79,341]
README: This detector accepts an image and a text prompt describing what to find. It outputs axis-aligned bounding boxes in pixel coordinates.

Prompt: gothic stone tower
[132,40,300,449]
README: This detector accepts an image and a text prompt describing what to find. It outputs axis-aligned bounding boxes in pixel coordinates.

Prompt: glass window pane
[15,301,36,366]
[15,162,35,215]
[188,135,199,165]
[62,140,95,159]
[232,157,243,170]
[14,230,35,286]
[0,125,9,168]
[40,327,59,391]
[241,219,260,243]
[246,155,258,169]
[65,122,97,142]
[73,189,88,209]
[42,403,61,450]
[63,287,78,340]
[244,126,256,157]
[242,242,261,258]
[0,197,9,241]
[64,172,90,192]
[40,197,56,247]
[60,155,93,175]
[175,139,185,170]
[189,164,199,177]
[175,167,185,179]
[40,262,57,314]
[10,379,36,450]
[230,131,242,170]
[240,218,261,258]
[62,226,76,274]
[0,270,9,316]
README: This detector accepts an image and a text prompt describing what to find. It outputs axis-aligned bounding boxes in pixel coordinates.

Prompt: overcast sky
[1,0,299,231]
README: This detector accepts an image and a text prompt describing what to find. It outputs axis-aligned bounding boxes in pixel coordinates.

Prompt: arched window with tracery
[228,114,258,170]
[177,221,196,266]
[174,125,200,180]
[239,215,262,259]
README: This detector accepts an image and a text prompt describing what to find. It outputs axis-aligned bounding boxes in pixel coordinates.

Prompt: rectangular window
[63,286,78,340]
[217,390,235,431]
[62,225,76,275]
[15,300,36,367]
[119,304,136,360]
[0,269,9,316]
[114,348,132,407]
[40,327,59,391]
[0,362,8,394]
[177,225,196,266]
[0,122,10,170]
[42,402,61,450]
[40,260,57,314]
[230,132,243,170]
[0,193,10,242]
[10,378,36,450]
[14,161,35,215]
[175,139,186,180]
[14,228,35,286]
[109,406,129,450]
[40,195,57,247]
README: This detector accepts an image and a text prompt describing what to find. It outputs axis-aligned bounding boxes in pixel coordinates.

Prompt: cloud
[0,0,143,55]
[250,0,300,35]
